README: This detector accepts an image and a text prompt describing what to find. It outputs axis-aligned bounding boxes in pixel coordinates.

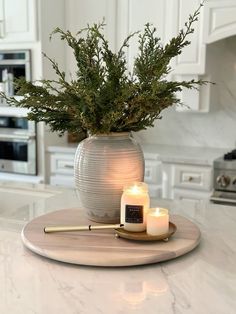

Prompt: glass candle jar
[120,182,150,232]
[146,208,169,236]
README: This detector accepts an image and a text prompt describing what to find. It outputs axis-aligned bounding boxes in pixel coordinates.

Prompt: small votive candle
[146,208,169,236]
[120,182,150,232]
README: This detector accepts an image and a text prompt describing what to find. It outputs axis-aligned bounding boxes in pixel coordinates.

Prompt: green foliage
[0,4,206,135]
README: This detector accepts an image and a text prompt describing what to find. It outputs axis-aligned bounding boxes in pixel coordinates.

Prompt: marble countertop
[47,143,228,166]
[0,182,235,313]
[141,144,227,166]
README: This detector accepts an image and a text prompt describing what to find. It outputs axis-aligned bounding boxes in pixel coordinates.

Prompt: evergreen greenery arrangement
[1,5,205,136]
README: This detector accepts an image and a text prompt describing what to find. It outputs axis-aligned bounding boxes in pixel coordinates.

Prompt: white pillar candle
[120,182,150,232]
[146,208,169,236]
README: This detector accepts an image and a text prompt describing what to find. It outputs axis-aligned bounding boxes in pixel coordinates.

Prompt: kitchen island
[0,181,235,314]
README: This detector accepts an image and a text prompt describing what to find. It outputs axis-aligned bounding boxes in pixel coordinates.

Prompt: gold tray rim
[115,222,177,241]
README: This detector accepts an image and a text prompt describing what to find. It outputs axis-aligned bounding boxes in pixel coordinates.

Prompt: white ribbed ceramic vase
[74,132,144,223]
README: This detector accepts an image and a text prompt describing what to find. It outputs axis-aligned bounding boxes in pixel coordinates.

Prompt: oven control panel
[212,152,236,203]
[214,170,236,192]
[213,153,236,193]
[216,174,231,188]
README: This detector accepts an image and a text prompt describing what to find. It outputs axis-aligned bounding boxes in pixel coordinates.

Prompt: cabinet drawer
[173,188,211,203]
[173,165,212,191]
[51,154,74,175]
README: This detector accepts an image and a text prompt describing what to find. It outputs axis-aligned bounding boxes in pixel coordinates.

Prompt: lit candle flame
[130,185,140,194]
[147,208,168,217]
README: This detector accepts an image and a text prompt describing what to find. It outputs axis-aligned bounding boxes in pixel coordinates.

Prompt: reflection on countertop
[0,181,77,231]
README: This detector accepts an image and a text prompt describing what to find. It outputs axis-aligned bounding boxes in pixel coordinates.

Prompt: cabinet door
[173,188,211,205]
[169,0,209,112]
[117,0,167,70]
[162,162,213,200]
[0,0,36,42]
[203,0,236,44]
[171,0,204,75]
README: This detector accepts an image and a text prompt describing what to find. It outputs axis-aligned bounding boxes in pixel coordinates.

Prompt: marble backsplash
[135,36,236,150]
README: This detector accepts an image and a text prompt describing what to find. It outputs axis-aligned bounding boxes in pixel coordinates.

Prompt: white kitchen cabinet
[172,188,212,205]
[65,0,117,76]
[48,143,221,201]
[203,0,236,44]
[117,0,167,70]
[48,145,164,193]
[172,164,212,191]
[64,0,236,115]
[144,159,162,198]
[170,0,236,112]
[50,153,74,176]
[116,0,207,111]
[49,154,75,188]
[48,148,164,193]
[162,162,213,203]
[0,0,37,43]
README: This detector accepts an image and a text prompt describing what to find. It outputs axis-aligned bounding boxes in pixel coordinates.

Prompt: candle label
[125,205,143,223]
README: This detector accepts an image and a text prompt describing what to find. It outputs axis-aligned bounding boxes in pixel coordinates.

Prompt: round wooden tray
[21,208,201,267]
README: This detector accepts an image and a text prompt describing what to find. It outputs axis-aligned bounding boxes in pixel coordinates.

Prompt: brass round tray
[115,222,177,241]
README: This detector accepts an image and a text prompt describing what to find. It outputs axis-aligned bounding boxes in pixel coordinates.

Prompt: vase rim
[89,132,131,138]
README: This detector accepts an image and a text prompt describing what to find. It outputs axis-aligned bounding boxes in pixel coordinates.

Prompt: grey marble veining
[0,182,235,313]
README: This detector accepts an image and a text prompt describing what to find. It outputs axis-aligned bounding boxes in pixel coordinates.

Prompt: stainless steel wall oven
[0,50,31,97]
[0,115,37,175]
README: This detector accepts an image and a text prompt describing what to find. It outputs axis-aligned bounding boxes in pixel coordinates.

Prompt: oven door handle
[0,133,36,141]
